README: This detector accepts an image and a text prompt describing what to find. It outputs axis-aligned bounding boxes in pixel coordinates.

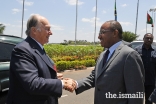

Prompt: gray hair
[25,14,41,36]
[106,20,123,39]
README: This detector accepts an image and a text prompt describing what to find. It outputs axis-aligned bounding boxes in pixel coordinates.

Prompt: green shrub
[56,60,95,71]
[122,31,139,42]
[44,44,102,71]
[44,44,103,58]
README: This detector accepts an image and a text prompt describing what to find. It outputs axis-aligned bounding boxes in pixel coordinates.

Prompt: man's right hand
[62,78,77,92]
[57,73,63,80]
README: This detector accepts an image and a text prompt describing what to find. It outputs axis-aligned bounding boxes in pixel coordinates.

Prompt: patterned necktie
[103,49,110,67]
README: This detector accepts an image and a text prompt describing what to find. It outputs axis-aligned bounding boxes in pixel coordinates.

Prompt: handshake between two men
[62,78,77,92]
[57,73,77,92]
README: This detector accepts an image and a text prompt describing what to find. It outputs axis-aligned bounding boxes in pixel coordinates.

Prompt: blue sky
[0,0,156,43]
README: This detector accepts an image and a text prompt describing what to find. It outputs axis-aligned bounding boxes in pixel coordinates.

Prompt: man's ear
[31,27,37,34]
[113,29,118,37]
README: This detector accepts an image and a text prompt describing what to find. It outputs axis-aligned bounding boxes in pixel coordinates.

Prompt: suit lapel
[97,43,124,79]
[96,51,107,78]
[25,36,55,71]
[95,50,110,80]
[35,49,54,70]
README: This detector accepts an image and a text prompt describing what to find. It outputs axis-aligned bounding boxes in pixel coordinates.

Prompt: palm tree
[0,24,5,34]
[122,31,139,42]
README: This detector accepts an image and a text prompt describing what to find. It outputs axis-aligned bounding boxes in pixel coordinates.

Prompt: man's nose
[148,39,152,41]
[49,30,52,35]
[98,34,101,39]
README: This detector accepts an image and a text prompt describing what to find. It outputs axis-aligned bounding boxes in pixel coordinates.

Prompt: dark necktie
[103,49,110,67]
[43,48,46,54]
[43,48,57,72]
[43,48,51,64]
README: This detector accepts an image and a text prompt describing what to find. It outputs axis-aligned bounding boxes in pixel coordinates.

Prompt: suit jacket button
[97,88,100,91]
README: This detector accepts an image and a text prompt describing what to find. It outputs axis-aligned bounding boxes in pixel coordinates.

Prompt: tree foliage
[122,31,139,42]
[61,40,100,45]
[0,24,5,34]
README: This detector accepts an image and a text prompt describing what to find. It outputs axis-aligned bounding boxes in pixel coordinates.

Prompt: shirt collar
[108,41,122,55]
[142,44,154,50]
[30,37,44,50]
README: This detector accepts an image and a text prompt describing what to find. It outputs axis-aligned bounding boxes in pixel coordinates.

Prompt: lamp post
[75,0,78,45]
[94,0,98,45]
[21,0,25,38]
[149,8,156,35]
[135,0,139,35]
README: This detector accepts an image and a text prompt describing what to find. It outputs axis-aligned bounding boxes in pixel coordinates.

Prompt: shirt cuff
[75,81,78,89]
[61,80,78,89]
[61,80,64,89]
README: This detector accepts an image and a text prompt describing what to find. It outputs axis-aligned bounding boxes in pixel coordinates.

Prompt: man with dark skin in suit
[135,33,156,104]
[66,20,145,104]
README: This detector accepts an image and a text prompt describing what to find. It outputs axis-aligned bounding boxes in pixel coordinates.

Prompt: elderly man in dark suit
[68,20,145,104]
[7,14,75,104]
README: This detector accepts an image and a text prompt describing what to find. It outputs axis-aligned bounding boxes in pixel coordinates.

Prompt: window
[130,42,143,49]
[0,42,15,62]
[130,41,156,49]
[0,35,23,44]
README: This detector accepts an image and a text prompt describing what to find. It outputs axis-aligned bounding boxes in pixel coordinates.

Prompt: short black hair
[143,33,153,38]
[106,20,123,39]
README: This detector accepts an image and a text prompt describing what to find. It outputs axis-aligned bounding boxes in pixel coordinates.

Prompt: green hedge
[44,44,103,58]
[56,59,95,71]
[44,44,103,71]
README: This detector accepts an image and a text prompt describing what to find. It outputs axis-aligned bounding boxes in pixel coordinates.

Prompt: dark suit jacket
[76,43,145,104]
[149,88,156,103]
[7,36,62,104]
